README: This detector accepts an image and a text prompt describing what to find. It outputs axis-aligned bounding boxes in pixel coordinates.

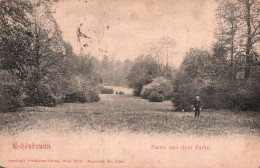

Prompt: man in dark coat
[193,95,202,117]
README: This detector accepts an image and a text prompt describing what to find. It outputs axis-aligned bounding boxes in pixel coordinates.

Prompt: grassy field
[0,86,259,136]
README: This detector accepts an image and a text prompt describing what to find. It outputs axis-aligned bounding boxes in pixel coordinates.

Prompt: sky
[54,0,218,67]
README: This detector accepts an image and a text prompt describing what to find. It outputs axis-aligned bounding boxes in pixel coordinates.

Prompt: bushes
[98,86,114,94]
[141,77,173,102]
[64,88,100,103]
[0,72,23,112]
[64,91,87,103]
[171,48,260,111]
[148,92,164,102]
[85,87,100,102]
[0,85,22,112]
[23,84,57,107]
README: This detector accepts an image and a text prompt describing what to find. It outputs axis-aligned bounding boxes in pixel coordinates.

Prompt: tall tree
[216,0,259,79]
[148,36,176,78]
[127,55,160,96]
[0,0,33,80]
[1,0,70,106]
[22,0,67,105]
[239,0,260,79]
[216,0,240,66]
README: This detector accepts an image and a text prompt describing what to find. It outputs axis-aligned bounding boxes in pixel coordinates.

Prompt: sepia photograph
[0,0,259,167]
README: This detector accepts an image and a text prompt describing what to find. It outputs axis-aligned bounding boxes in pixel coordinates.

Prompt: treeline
[127,0,260,111]
[0,0,100,112]
[96,56,133,87]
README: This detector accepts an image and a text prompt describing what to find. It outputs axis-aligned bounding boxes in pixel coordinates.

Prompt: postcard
[0,0,259,167]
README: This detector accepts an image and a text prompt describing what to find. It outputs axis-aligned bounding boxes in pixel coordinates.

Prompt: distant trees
[97,55,133,86]
[149,37,176,79]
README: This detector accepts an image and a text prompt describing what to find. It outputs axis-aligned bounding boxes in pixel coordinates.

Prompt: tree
[211,0,260,110]
[216,0,240,66]
[0,0,34,111]
[100,55,111,84]
[0,0,73,107]
[148,36,176,78]
[216,0,259,79]
[239,0,260,79]
[21,0,68,106]
[171,48,214,111]
[127,55,160,96]
[0,0,33,80]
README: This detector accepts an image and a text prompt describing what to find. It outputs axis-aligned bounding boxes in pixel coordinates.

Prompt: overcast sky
[54,0,218,67]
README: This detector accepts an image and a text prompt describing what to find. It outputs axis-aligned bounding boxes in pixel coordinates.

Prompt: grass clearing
[0,87,259,136]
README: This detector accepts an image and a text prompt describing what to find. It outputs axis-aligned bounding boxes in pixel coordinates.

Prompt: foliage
[216,0,260,79]
[85,87,100,103]
[127,55,160,96]
[171,46,260,111]
[98,86,114,94]
[64,87,100,103]
[64,91,87,103]
[0,72,23,112]
[96,56,133,86]
[141,77,173,101]
[148,91,164,102]
[0,0,101,112]
[0,85,22,112]
[22,83,57,107]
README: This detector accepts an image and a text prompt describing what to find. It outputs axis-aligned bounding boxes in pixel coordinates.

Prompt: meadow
[0,87,259,136]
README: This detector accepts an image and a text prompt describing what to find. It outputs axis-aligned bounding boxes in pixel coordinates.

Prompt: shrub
[98,86,114,94]
[141,77,173,100]
[23,84,57,107]
[140,85,153,99]
[148,91,164,102]
[36,91,56,107]
[64,87,100,103]
[85,87,100,103]
[64,91,87,103]
[0,72,23,112]
[0,85,22,112]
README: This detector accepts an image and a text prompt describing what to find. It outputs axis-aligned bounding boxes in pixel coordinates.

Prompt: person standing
[193,95,202,117]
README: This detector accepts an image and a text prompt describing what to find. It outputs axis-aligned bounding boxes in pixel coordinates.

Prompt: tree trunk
[244,0,252,80]
[230,21,234,67]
